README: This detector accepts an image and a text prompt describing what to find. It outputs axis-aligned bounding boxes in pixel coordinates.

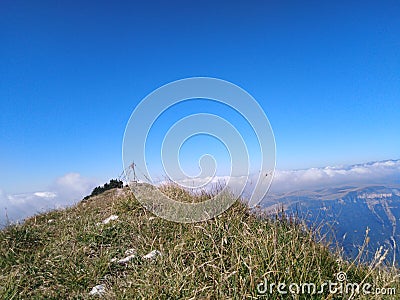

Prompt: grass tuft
[0,185,398,299]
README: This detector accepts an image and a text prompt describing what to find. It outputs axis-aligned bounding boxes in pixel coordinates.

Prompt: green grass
[0,186,399,299]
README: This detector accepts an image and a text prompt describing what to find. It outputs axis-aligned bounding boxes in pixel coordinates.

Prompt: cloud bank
[172,160,400,195]
[269,159,400,193]
[0,173,99,227]
[1,160,398,226]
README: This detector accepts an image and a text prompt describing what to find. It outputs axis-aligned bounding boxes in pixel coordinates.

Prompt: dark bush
[84,179,123,200]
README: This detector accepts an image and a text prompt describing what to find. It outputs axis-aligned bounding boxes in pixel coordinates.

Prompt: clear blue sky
[1,0,399,194]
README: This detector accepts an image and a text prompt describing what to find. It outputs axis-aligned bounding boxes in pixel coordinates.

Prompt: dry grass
[0,185,398,299]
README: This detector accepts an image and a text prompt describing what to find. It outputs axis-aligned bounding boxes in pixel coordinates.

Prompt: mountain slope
[263,186,400,264]
[0,186,398,299]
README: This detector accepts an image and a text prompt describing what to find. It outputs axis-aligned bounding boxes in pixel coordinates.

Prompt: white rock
[47,219,54,223]
[110,249,137,264]
[117,254,136,264]
[89,284,105,296]
[148,216,156,221]
[102,215,118,224]
[124,248,136,255]
[142,250,162,260]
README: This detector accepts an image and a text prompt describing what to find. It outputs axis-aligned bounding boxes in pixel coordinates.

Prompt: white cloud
[1,160,398,226]
[157,159,400,200]
[269,159,400,193]
[52,172,97,203]
[34,192,57,198]
[0,173,99,227]
[0,189,6,205]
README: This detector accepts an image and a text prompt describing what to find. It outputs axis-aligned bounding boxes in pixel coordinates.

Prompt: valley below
[262,185,400,264]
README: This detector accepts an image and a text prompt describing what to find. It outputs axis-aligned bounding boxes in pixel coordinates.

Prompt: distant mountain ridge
[263,185,400,264]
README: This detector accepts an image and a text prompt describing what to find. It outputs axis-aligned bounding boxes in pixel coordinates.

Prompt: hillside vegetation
[0,185,399,299]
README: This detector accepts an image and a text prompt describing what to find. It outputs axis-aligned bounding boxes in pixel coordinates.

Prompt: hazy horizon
[1,158,399,226]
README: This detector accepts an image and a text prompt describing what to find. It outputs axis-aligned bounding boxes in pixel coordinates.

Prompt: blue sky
[1,0,399,196]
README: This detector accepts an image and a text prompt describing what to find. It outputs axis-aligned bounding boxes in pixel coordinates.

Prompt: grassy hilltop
[0,185,399,299]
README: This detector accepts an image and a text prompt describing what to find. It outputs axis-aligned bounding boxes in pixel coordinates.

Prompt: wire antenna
[130,162,138,183]
[118,161,137,183]
[119,161,151,184]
